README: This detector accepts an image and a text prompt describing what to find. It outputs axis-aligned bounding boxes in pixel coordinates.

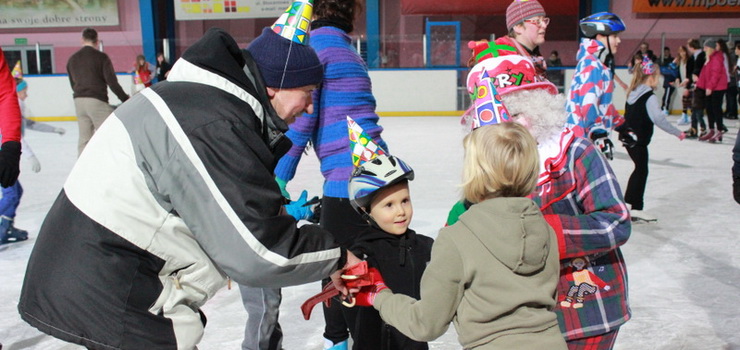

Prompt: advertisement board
[175,0,291,20]
[0,0,119,29]
[633,0,740,13]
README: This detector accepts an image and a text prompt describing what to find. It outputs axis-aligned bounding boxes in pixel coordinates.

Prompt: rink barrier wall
[23,69,731,121]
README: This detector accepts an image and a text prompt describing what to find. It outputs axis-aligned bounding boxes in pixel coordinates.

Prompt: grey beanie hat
[703,38,717,48]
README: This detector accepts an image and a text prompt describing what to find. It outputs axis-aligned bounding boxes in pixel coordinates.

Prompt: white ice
[1,115,738,349]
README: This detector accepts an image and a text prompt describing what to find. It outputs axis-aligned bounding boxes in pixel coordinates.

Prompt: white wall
[21,68,720,119]
[23,74,132,120]
[368,69,458,113]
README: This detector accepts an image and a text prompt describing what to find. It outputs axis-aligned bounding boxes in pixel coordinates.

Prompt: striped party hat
[11,61,22,80]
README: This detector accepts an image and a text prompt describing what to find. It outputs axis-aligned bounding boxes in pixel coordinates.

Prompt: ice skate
[324,339,348,350]
[698,129,715,141]
[677,113,690,125]
[0,220,28,245]
[630,210,657,223]
[684,127,697,139]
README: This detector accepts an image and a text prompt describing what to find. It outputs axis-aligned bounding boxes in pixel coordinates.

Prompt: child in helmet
[565,12,627,161]
[353,121,566,349]
[346,117,433,350]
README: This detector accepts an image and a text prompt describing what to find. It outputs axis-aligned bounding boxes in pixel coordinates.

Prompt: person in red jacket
[696,38,728,142]
[0,48,23,189]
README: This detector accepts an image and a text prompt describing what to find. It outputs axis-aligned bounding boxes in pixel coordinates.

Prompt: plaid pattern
[566,328,619,350]
[529,137,631,341]
[565,39,624,139]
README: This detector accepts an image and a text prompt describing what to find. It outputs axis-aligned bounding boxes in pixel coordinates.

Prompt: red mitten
[341,268,388,307]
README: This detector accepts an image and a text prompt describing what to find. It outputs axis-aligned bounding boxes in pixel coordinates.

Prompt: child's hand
[678,132,686,141]
[55,127,66,136]
[30,155,41,173]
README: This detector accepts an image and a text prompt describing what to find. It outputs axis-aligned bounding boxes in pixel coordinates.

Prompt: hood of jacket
[627,84,653,104]
[576,38,606,63]
[458,197,552,275]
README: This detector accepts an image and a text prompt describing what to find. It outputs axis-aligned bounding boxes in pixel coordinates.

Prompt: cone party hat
[271,0,313,44]
[471,70,511,129]
[11,61,22,80]
[348,116,386,167]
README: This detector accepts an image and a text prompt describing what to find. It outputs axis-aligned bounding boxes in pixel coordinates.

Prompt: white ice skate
[630,209,657,223]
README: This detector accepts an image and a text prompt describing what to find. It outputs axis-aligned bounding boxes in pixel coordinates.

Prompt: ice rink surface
[1,115,738,350]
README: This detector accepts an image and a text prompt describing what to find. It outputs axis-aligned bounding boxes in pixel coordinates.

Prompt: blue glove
[285,190,319,221]
[275,177,290,200]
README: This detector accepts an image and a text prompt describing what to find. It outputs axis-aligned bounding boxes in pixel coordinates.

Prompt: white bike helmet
[348,154,414,214]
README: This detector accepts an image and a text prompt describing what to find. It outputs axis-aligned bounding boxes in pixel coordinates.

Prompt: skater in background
[659,47,678,115]
[675,45,691,125]
[346,118,432,350]
[0,48,23,190]
[565,12,627,160]
[270,0,389,348]
[1,65,66,242]
[361,120,566,349]
[616,55,685,222]
[686,38,707,139]
[451,47,631,349]
[155,52,171,82]
[495,0,549,82]
[0,62,35,245]
[67,27,129,155]
[696,38,727,142]
[130,54,153,95]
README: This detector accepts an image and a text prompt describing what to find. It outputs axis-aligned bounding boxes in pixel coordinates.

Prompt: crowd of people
[0,0,738,350]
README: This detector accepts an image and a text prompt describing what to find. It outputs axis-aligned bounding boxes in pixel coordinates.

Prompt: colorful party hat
[471,70,511,129]
[348,116,386,167]
[641,54,656,75]
[271,0,313,44]
[11,61,22,80]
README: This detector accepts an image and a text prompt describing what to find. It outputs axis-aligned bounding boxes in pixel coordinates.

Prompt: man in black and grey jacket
[18,27,359,350]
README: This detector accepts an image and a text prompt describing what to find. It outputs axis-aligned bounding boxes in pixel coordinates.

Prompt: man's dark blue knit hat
[248,27,323,89]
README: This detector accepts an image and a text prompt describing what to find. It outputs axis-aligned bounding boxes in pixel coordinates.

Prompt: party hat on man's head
[11,61,22,80]
[348,116,386,167]
[471,70,511,129]
[641,54,656,75]
[271,0,313,44]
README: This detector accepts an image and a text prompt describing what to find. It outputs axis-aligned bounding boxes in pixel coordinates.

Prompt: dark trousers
[706,90,726,130]
[320,196,366,344]
[625,145,649,211]
[691,88,707,130]
[661,85,675,111]
[726,83,738,119]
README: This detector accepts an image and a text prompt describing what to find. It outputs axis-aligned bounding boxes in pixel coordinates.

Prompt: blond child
[350,122,566,349]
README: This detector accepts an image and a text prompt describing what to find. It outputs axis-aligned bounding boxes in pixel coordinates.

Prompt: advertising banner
[633,0,740,13]
[0,0,119,29]
[175,0,291,20]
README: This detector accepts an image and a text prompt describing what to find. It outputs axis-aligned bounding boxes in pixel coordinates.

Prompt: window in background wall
[1,45,54,74]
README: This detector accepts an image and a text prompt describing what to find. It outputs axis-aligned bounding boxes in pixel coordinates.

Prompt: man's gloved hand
[733,175,740,205]
[590,128,614,160]
[29,155,41,173]
[55,127,66,136]
[341,267,388,307]
[618,128,638,148]
[285,190,319,221]
[275,177,290,200]
[0,141,21,187]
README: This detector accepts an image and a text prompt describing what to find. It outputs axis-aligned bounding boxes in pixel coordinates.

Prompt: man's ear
[266,86,277,98]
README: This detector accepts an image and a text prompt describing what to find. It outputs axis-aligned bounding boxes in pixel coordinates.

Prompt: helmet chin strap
[360,207,379,228]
